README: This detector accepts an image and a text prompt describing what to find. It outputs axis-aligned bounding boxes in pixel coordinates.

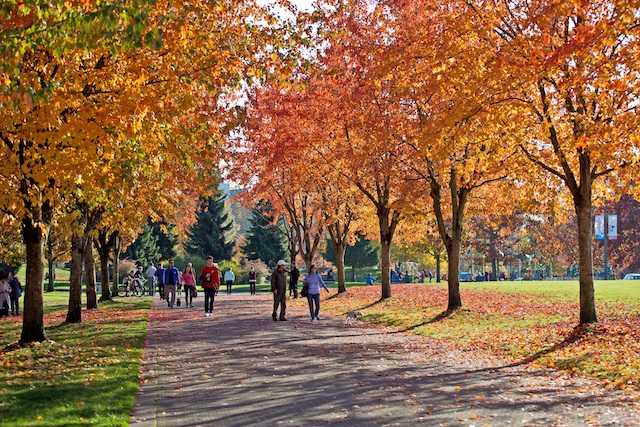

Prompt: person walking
[271,260,288,321]
[302,264,330,321]
[145,263,157,296]
[200,256,221,317]
[182,263,196,308]
[8,271,22,316]
[289,264,300,298]
[224,267,235,295]
[163,259,181,308]
[248,266,257,295]
[155,263,166,300]
[0,273,11,317]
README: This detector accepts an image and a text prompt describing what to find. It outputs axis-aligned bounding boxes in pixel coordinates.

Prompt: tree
[463,0,640,323]
[150,220,178,262]
[186,193,237,261]
[123,223,159,266]
[241,200,286,269]
[324,233,380,282]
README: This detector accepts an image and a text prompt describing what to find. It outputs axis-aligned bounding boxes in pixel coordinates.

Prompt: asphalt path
[131,294,640,426]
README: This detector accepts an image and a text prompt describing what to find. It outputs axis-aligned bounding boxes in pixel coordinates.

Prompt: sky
[290,0,314,10]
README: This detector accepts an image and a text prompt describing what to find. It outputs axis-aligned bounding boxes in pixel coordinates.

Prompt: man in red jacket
[200,256,221,317]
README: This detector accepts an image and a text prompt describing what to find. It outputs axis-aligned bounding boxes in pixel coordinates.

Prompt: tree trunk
[96,229,118,302]
[435,251,441,283]
[351,265,356,282]
[575,189,597,324]
[46,236,56,292]
[446,231,463,310]
[85,239,97,309]
[112,236,121,297]
[98,250,111,302]
[66,234,85,323]
[334,241,347,293]
[380,237,392,299]
[20,216,47,344]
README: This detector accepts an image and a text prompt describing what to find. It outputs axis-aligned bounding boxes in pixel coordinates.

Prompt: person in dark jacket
[289,264,300,298]
[271,260,288,321]
[8,271,22,316]
[155,263,166,300]
[163,259,181,308]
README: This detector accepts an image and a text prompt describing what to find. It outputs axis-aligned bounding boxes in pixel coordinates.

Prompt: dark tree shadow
[396,310,455,332]
[508,323,595,367]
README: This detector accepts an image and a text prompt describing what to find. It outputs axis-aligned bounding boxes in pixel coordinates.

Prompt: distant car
[460,272,473,282]
[623,273,640,280]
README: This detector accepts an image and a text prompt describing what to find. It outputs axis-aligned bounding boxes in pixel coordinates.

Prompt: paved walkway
[131,294,640,426]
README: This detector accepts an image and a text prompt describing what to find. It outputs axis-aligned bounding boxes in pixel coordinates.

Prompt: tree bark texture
[84,239,97,310]
[575,181,597,324]
[66,234,85,323]
[20,216,47,344]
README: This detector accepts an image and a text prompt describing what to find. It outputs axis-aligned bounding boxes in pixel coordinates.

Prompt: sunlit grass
[0,293,150,426]
[312,281,640,391]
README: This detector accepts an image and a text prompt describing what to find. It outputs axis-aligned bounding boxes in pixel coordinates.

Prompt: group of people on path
[146,256,223,317]
[144,256,332,322]
[0,271,22,317]
[270,260,330,322]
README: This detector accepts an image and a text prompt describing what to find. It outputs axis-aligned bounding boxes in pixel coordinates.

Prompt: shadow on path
[131,295,640,427]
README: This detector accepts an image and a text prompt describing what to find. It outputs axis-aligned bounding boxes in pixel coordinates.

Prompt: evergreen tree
[186,192,236,261]
[150,220,178,261]
[241,200,286,268]
[123,223,160,266]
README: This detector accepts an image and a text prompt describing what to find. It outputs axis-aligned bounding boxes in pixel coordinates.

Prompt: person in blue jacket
[163,259,181,308]
[302,264,330,321]
[365,273,375,286]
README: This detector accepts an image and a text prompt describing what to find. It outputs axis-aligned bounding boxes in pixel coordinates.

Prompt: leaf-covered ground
[0,297,150,426]
[316,284,640,392]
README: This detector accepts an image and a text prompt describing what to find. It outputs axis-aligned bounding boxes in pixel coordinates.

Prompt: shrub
[118,259,137,283]
[240,259,270,284]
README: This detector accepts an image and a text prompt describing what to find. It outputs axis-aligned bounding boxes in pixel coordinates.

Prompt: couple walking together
[271,261,329,322]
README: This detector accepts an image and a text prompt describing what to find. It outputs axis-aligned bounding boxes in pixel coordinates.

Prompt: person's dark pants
[307,293,320,319]
[10,297,20,315]
[184,286,193,306]
[158,283,165,299]
[289,282,298,298]
[148,278,155,296]
[204,287,216,313]
[226,280,233,295]
[249,281,256,295]
[272,290,287,320]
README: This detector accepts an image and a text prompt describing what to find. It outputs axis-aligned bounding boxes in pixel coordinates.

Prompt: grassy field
[0,293,150,426]
[309,279,640,392]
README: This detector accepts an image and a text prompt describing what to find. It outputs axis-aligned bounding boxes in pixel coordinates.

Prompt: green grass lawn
[316,279,640,390]
[0,293,150,426]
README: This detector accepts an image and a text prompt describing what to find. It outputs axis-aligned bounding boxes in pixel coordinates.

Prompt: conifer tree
[151,220,179,261]
[241,200,286,269]
[124,224,160,266]
[186,192,236,261]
